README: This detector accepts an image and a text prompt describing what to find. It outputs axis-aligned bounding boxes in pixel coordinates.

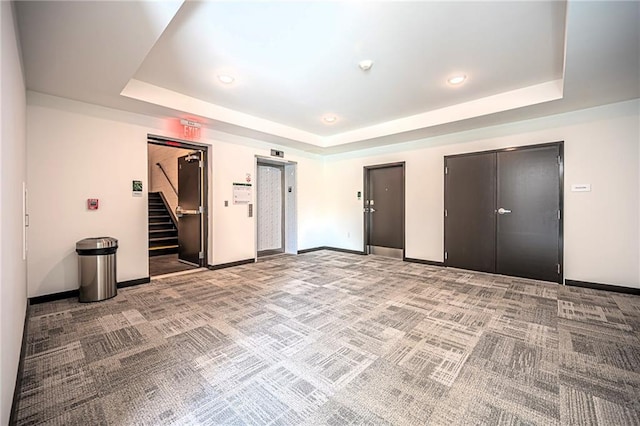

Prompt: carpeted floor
[149,254,199,277]
[14,251,640,425]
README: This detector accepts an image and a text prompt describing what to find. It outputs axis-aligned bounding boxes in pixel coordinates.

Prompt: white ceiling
[15,1,640,154]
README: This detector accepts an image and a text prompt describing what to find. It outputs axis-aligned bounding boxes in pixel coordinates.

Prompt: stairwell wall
[148,143,191,216]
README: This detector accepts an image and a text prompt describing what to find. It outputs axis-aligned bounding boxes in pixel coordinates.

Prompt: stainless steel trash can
[76,237,118,302]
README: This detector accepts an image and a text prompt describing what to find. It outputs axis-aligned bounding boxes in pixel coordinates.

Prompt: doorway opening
[256,156,297,258]
[444,142,563,283]
[363,162,406,259]
[147,135,209,277]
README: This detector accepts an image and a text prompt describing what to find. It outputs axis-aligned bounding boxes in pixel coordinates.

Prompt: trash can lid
[76,237,118,250]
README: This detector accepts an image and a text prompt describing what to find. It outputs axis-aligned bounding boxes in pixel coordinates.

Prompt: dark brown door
[444,152,496,273]
[444,143,562,283]
[365,164,404,258]
[177,151,203,266]
[496,145,561,282]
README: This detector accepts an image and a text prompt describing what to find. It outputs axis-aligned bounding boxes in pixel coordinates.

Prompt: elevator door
[257,164,284,255]
[365,164,405,258]
[445,144,562,283]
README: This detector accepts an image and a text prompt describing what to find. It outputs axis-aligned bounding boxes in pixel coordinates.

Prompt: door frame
[363,162,406,259]
[256,161,285,257]
[255,156,298,259]
[148,134,210,267]
[443,141,564,283]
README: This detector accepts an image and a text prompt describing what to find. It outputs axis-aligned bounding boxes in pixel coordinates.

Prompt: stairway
[148,192,179,256]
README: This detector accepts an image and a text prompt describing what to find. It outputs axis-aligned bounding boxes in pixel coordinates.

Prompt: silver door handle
[176,206,200,217]
[363,207,377,213]
[497,208,512,215]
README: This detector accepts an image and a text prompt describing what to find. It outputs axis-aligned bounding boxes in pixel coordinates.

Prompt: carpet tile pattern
[14,251,640,425]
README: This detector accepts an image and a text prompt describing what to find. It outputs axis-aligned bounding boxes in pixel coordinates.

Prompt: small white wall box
[571,184,591,192]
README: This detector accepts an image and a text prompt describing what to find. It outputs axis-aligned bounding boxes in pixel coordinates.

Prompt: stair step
[150,236,178,242]
[148,193,178,256]
[149,230,178,238]
[149,222,174,229]
[150,222,171,228]
[149,245,179,257]
[150,239,178,249]
[149,244,178,250]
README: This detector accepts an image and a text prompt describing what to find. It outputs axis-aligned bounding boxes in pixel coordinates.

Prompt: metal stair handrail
[155,162,178,196]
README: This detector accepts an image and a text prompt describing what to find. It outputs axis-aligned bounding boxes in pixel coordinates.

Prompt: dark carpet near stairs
[14,251,640,425]
[149,253,199,277]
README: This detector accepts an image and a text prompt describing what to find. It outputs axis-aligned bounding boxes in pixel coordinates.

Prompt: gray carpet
[14,251,640,425]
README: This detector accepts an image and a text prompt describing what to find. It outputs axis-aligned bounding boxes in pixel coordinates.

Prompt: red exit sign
[179,118,201,140]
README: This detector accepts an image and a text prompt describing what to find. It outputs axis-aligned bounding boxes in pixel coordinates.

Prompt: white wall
[323,99,640,288]
[27,95,151,297]
[26,92,325,297]
[0,2,28,423]
[209,135,324,264]
[24,90,640,296]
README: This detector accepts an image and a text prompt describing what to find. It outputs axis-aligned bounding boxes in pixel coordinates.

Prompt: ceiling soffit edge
[122,77,564,150]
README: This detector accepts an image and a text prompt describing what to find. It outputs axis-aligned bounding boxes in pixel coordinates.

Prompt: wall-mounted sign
[571,183,591,192]
[233,183,252,205]
[179,118,201,140]
[132,180,143,197]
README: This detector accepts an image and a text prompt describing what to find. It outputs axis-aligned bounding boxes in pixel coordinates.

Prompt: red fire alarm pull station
[88,199,99,210]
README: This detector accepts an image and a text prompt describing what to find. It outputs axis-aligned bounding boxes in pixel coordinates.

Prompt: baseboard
[208,258,255,270]
[565,279,640,295]
[322,246,366,255]
[9,302,30,425]
[29,290,79,305]
[118,277,151,288]
[297,247,324,254]
[404,257,445,267]
[29,277,151,305]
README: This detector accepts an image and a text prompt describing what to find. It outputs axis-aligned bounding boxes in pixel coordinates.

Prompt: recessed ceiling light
[217,74,235,84]
[358,59,374,71]
[447,75,467,85]
[322,115,337,124]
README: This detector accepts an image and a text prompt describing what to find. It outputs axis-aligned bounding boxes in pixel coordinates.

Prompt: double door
[444,143,563,283]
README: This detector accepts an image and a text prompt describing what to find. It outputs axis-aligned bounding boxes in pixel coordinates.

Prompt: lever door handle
[176,206,200,217]
[497,208,512,215]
